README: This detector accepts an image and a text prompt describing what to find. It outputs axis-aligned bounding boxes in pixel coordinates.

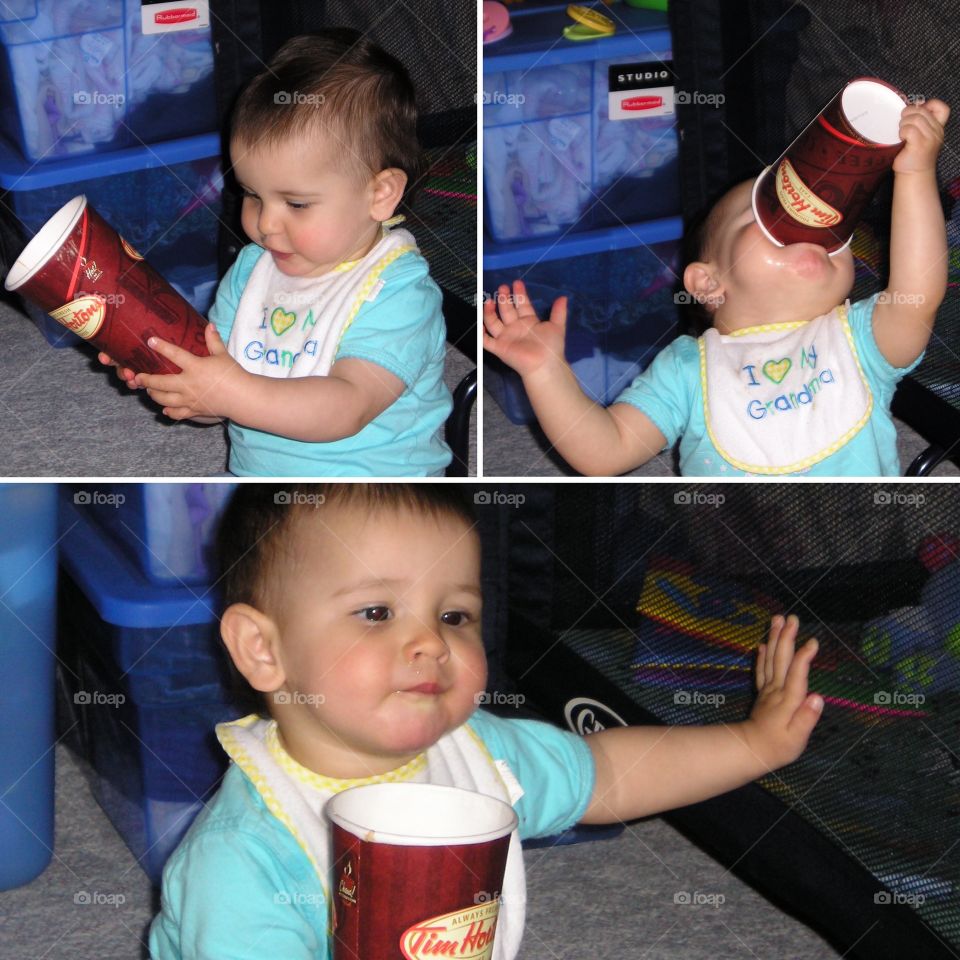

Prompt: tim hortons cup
[751,77,907,254]
[327,783,518,960]
[4,195,209,373]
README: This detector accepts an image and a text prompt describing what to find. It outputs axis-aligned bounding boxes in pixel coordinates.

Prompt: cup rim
[4,195,87,292]
[841,78,906,146]
[326,782,519,847]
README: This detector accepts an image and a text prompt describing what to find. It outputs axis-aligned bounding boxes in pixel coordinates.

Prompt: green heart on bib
[762,358,792,384]
[270,307,297,337]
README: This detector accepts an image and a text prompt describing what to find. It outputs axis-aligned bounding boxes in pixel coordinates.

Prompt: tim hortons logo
[400,900,500,959]
[774,157,842,228]
[49,294,107,340]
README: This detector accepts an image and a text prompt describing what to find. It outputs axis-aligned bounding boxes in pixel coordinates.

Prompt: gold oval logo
[49,295,107,340]
[775,157,843,228]
[400,899,500,960]
[121,237,144,261]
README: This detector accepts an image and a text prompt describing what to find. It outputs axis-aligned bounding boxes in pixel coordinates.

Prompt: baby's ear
[683,261,723,312]
[370,167,408,222]
[221,603,286,693]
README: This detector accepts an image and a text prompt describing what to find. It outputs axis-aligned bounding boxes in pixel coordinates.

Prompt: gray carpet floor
[0,742,842,960]
[481,383,960,478]
[0,298,475,477]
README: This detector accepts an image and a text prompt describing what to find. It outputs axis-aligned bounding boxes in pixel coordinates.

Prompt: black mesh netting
[671,0,960,457]
[498,484,960,953]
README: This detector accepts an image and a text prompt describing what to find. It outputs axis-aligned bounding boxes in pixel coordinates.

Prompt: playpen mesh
[491,484,960,956]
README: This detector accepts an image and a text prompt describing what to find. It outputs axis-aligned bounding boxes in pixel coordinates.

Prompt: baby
[484,99,949,476]
[149,483,824,959]
[101,30,452,477]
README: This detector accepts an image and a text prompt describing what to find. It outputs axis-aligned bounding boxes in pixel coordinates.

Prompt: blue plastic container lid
[59,497,220,627]
[0,132,221,192]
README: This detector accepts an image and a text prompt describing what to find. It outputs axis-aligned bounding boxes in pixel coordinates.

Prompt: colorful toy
[482,2,512,44]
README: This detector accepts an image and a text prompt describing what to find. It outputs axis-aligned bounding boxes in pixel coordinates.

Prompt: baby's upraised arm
[872,98,950,368]
[580,615,823,824]
[483,280,668,475]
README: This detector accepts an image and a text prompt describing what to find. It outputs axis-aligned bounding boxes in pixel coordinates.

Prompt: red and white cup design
[327,783,518,960]
[4,195,209,373]
[751,77,908,255]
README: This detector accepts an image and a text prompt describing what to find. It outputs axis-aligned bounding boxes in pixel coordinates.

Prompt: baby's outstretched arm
[483,280,667,475]
[872,98,950,368]
[580,615,823,824]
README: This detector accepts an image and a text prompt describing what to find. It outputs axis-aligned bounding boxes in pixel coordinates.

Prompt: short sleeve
[334,250,445,388]
[149,826,325,960]
[208,244,266,343]
[611,335,699,448]
[848,293,925,386]
[467,711,596,841]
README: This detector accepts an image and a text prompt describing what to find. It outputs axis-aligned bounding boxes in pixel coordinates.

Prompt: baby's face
[695,180,856,332]
[230,133,381,278]
[270,505,487,778]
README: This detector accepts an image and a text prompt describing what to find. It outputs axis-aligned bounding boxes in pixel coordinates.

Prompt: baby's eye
[357,606,391,623]
[440,611,469,627]
[241,190,260,203]
[286,201,310,210]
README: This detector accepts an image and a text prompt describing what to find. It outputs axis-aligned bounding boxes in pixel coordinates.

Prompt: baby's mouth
[404,682,443,695]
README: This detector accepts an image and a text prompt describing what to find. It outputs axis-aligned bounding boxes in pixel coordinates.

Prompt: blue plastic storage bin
[484,229,680,424]
[0,132,223,345]
[483,5,678,243]
[0,483,58,890]
[67,483,237,585]
[0,0,215,163]
[58,496,233,884]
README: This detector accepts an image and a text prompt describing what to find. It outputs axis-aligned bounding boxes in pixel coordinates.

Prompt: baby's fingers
[494,284,519,324]
[784,637,819,706]
[771,614,800,685]
[483,297,504,338]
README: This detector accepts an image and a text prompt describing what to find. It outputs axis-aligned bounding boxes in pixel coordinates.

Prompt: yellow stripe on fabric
[335,244,415,350]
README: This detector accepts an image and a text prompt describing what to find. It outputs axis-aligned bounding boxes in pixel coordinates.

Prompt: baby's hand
[483,279,568,379]
[135,323,244,420]
[743,615,823,772]
[97,352,140,389]
[893,99,949,175]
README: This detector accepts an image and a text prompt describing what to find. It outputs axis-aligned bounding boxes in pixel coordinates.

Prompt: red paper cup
[752,77,907,254]
[4,195,209,373]
[327,783,518,960]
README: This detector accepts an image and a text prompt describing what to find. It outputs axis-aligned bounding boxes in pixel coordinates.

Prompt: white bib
[699,303,873,474]
[217,716,526,960]
[228,228,417,379]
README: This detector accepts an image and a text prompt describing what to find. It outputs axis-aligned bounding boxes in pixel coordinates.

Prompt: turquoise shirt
[615,294,922,476]
[148,710,595,960]
[209,243,452,477]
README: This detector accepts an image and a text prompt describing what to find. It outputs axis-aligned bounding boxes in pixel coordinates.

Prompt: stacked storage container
[483,4,682,422]
[0,1,222,344]
[57,485,237,884]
